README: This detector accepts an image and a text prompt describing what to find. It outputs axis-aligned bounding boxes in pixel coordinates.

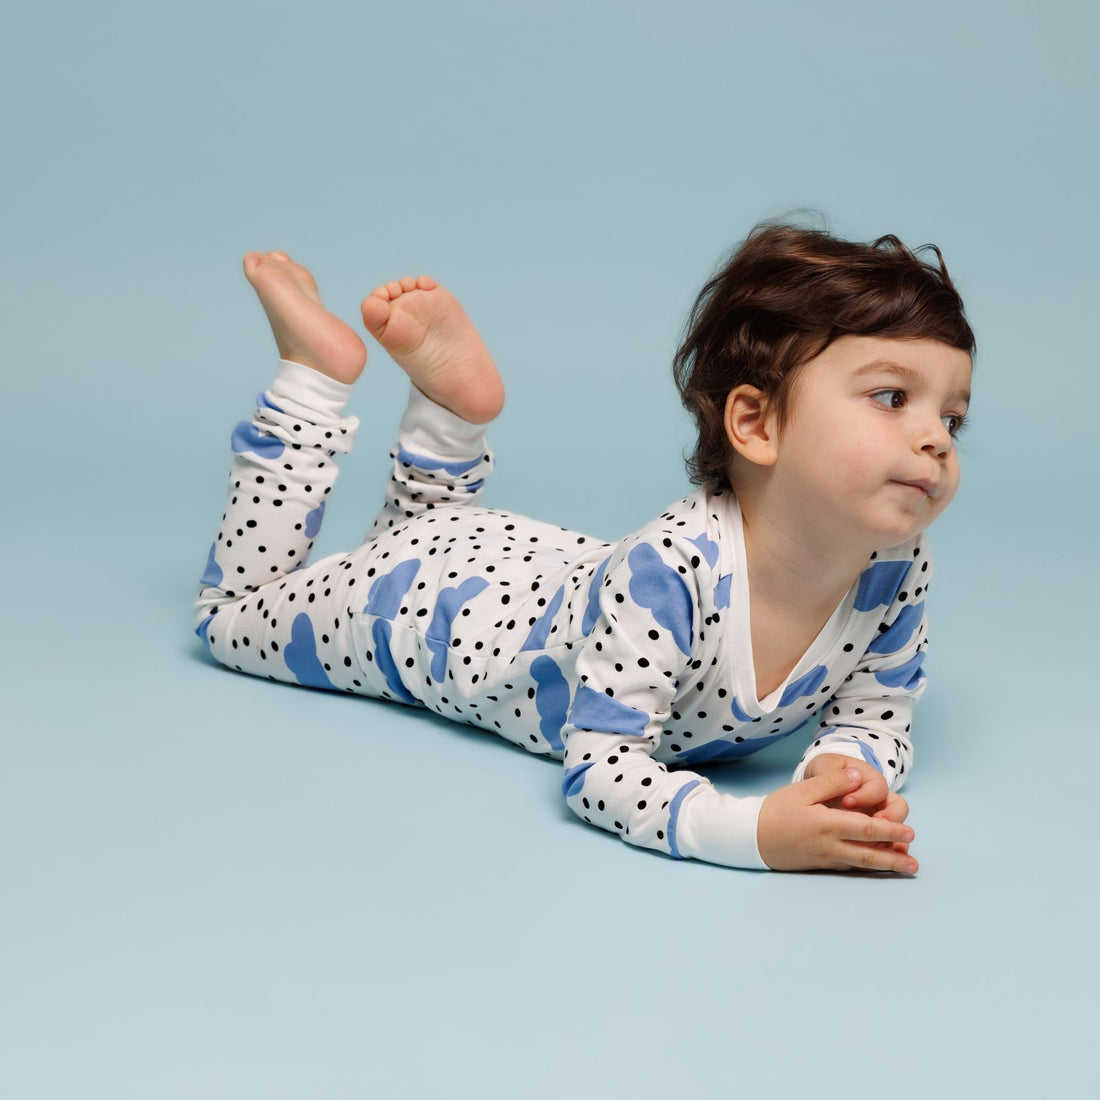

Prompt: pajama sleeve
[560,533,768,870]
[792,543,933,790]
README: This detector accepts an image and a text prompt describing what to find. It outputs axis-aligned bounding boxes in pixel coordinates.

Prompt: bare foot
[361,276,504,424]
[243,252,367,385]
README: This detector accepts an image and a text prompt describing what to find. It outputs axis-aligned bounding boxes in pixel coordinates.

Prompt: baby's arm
[562,726,767,868]
[559,532,915,872]
[563,729,914,871]
[559,533,769,867]
[794,546,932,805]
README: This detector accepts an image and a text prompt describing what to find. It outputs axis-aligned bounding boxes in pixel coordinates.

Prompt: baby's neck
[740,504,868,620]
[739,504,871,702]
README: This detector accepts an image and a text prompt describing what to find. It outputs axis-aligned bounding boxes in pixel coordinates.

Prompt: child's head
[674,222,975,489]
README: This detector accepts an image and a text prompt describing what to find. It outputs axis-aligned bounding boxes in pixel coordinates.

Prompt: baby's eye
[942,413,966,437]
[871,389,906,410]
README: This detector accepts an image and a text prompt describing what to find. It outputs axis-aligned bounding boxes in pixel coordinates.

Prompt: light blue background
[3,1,1097,1096]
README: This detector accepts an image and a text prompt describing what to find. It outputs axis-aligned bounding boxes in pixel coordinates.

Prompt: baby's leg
[194,255,369,691]
[196,259,507,696]
[361,277,505,536]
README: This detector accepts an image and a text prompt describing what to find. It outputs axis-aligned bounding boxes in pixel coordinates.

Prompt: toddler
[195,223,974,873]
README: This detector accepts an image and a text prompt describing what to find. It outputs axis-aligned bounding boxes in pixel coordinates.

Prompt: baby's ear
[723,385,779,467]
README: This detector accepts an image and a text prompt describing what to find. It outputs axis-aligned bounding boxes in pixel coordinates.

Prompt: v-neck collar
[714,490,863,716]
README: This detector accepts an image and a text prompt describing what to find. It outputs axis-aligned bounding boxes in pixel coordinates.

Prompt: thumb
[800,767,863,806]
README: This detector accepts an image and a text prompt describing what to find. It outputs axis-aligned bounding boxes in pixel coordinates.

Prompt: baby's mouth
[891,478,936,498]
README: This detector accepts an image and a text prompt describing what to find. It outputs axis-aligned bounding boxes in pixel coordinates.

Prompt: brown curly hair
[673,222,975,488]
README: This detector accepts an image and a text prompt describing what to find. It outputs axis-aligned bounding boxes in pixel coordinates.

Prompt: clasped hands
[757,752,918,875]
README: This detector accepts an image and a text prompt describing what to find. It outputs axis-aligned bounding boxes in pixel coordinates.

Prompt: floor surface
[3,2,1098,1096]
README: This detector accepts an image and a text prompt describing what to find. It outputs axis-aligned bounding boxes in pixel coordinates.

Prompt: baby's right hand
[757,769,918,874]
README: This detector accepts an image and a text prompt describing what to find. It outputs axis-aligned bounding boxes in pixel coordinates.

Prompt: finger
[835,810,914,848]
[872,796,910,825]
[842,772,889,810]
[856,838,910,855]
[800,768,864,807]
[838,843,919,875]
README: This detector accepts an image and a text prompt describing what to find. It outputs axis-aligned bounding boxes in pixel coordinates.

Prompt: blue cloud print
[363,559,421,619]
[426,577,489,681]
[231,420,285,460]
[867,602,923,655]
[688,533,719,568]
[874,651,925,690]
[778,665,828,707]
[581,556,610,636]
[854,560,910,611]
[395,447,482,478]
[675,728,792,765]
[531,655,570,751]
[283,613,334,690]
[626,543,693,656]
[521,585,565,652]
[569,683,649,738]
[370,619,416,704]
[200,542,223,587]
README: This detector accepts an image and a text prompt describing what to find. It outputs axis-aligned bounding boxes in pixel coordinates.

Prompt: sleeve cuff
[674,786,769,870]
[792,742,866,783]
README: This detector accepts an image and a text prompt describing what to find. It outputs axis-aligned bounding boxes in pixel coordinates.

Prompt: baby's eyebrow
[852,360,923,386]
[853,360,971,407]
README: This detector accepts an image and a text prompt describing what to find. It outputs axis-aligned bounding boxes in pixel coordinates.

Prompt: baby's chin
[883,515,944,550]
[865,512,937,552]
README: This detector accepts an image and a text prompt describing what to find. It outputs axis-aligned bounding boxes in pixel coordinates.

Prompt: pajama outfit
[195,361,932,870]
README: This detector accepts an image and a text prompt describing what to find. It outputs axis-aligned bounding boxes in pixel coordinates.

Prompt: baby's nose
[920,428,951,458]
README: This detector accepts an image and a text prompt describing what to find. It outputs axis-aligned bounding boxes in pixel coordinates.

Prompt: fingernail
[846,768,861,783]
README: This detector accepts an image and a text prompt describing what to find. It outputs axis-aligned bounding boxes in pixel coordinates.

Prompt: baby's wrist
[804,752,859,778]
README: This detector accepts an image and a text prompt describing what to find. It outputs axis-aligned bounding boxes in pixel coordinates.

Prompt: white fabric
[196,361,932,870]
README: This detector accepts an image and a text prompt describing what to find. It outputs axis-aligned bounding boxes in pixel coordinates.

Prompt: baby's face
[771,335,973,550]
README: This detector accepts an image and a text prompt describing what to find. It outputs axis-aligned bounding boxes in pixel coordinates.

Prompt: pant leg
[194,363,495,697]
[194,359,366,691]
[365,384,495,539]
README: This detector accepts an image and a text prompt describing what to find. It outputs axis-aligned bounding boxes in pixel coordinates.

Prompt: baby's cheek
[836,450,875,490]
[936,459,962,511]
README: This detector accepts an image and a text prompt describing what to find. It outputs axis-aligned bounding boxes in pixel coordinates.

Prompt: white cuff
[792,742,865,783]
[674,786,769,870]
[398,385,489,462]
[270,359,356,424]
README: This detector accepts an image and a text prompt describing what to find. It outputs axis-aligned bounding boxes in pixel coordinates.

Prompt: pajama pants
[195,359,503,691]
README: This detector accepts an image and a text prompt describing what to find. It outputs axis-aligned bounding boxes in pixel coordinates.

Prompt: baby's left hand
[805,753,911,852]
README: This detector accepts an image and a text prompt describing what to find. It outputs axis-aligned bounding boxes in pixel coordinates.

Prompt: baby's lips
[892,476,938,497]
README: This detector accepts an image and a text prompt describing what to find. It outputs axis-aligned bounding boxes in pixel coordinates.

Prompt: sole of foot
[243,251,367,385]
[361,276,504,424]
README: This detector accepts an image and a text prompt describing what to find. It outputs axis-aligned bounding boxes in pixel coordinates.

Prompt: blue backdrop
[3,1,1097,1095]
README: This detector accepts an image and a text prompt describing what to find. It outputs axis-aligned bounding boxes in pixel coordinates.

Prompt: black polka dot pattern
[195,370,928,867]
